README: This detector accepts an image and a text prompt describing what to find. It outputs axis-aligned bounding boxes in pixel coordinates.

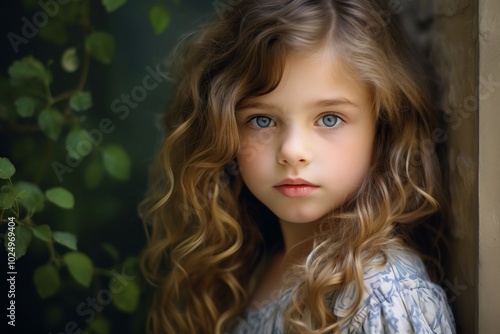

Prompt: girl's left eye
[316,114,342,127]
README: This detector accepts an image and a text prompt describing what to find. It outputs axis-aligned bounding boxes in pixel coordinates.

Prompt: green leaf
[45,187,75,209]
[112,277,140,312]
[84,159,104,188]
[70,91,92,111]
[14,181,44,213]
[38,107,63,141]
[64,251,93,288]
[57,1,85,25]
[4,223,32,259]
[32,224,52,242]
[123,256,139,275]
[101,145,131,181]
[61,47,80,73]
[39,20,68,46]
[66,128,91,160]
[53,231,77,250]
[0,157,16,179]
[15,96,36,117]
[102,0,127,12]
[101,243,119,262]
[150,5,170,35]
[0,189,15,210]
[33,264,60,299]
[82,317,110,334]
[85,32,115,64]
[8,56,51,84]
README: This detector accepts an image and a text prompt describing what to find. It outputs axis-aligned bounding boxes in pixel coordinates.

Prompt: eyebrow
[237,97,356,111]
[312,98,357,108]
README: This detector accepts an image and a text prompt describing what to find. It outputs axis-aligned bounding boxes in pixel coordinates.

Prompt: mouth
[273,178,319,198]
[274,178,317,187]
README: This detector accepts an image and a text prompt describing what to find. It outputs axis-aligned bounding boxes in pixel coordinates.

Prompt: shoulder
[333,249,456,333]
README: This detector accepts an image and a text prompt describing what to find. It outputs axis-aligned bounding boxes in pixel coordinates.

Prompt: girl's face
[236,49,375,224]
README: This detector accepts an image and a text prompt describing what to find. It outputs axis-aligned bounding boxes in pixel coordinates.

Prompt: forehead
[241,47,371,111]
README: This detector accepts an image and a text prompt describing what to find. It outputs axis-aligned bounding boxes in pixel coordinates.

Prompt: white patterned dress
[226,249,456,333]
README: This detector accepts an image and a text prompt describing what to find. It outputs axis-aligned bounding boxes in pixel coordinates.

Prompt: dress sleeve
[358,280,456,334]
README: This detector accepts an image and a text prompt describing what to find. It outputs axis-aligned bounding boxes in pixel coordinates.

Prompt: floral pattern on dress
[227,249,456,334]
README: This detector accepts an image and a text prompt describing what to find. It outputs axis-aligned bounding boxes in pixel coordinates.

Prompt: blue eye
[317,114,341,127]
[250,116,275,128]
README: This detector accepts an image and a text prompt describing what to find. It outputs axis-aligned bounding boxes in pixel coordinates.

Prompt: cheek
[348,137,374,184]
[330,135,373,186]
[237,140,259,166]
[237,131,275,165]
[236,154,264,192]
[349,163,370,188]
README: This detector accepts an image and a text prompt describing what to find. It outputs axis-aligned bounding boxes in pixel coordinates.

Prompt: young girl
[140,0,456,333]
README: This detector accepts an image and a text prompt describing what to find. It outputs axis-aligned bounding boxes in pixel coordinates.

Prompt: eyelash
[246,114,344,129]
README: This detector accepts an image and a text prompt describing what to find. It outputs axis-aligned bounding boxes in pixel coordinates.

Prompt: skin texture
[236,49,376,252]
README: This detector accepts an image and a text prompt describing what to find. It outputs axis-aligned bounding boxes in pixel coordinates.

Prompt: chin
[274,211,324,224]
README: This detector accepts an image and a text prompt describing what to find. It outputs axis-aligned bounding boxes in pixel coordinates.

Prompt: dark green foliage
[1,0,176,332]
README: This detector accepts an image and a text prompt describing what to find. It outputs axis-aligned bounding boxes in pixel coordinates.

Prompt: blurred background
[0,0,216,333]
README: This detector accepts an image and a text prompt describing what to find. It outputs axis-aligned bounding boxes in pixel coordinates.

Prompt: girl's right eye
[249,116,276,128]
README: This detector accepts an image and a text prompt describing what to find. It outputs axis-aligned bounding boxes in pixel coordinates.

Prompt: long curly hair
[139,0,446,333]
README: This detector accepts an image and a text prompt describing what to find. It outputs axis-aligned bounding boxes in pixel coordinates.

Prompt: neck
[278,218,319,257]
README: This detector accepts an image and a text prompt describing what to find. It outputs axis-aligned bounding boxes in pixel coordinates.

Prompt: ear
[225,159,240,178]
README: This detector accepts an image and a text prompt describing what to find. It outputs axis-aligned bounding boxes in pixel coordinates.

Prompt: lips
[273,178,319,198]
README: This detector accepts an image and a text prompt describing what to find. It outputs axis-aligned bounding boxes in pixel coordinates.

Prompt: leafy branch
[0,0,177,331]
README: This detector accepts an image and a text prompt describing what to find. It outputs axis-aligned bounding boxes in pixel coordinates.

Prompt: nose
[277,126,312,167]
